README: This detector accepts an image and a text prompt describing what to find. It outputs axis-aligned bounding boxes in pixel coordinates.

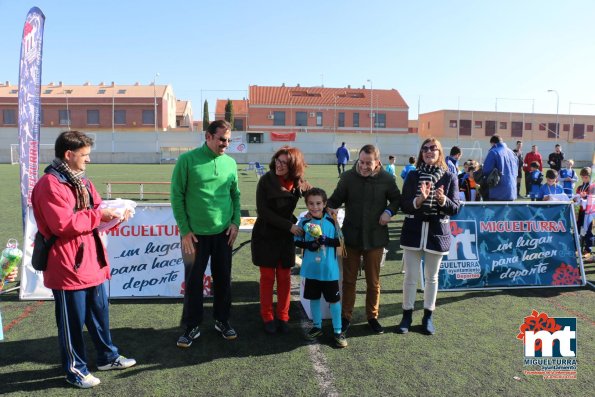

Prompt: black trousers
[337,163,345,175]
[524,171,532,196]
[181,230,232,327]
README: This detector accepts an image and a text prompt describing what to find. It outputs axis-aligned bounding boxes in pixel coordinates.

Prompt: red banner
[270,132,296,141]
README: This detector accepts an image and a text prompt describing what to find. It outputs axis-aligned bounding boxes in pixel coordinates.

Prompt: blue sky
[2,0,595,120]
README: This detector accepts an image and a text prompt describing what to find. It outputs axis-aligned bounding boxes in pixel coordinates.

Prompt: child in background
[295,188,347,348]
[400,156,416,183]
[385,155,396,177]
[460,163,478,201]
[559,159,578,198]
[575,167,594,258]
[529,161,543,201]
[538,169,565,201]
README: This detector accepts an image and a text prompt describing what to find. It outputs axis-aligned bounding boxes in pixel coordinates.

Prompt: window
[9,89,17,94]
[375,113,386,128]
[485,120,496,136]
[573,124,585,139]
[539,123,546,131]
[525,122,532,130]
[547,123,559,138]
[142,110,154,125]
[40,109,44,124]
[43,89,52,94]
[338,112,345,127]
[2,109,16,125]
[587,125,594,132]
[87,110,99,125]
[117,89,127,94]
[316,112,323,127]
[511,121,523,137]
[64,89,73,94]
[474,120,483,128]
[459,119,471,136]
[427,121,431,129]
[59,110,70,125]
[114,110,126,125]
[563,124,570,132]
[353,112,360,127]
[499,121,507,130]
[233,119,244,131]
[247,133,263,143]
[449,120,458,128]
[97,89,106,94]
[273,111,285,126]
[295,111,307,126]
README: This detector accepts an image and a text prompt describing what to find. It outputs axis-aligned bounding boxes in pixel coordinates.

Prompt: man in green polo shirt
[171,120,241,347]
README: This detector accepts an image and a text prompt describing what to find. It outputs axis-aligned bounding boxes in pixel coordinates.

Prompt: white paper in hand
[98,199,137,233]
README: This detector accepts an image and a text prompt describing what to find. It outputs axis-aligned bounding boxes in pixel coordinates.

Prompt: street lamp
[63,89,70,130]
[367,79,373,134]
[547,89,559,141]
[153,73,159,132]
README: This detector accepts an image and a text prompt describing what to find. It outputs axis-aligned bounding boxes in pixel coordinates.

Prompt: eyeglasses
[421,145,439,153]
[217,136,232,143]
[275,158,288,166]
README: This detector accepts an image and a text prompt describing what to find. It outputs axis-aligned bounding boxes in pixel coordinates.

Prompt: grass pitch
[0,163,593,396]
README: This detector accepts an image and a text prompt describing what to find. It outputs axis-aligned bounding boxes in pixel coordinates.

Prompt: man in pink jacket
[31,131,136,389]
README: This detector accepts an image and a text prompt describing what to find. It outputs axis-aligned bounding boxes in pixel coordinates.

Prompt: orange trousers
[259,266,291,322]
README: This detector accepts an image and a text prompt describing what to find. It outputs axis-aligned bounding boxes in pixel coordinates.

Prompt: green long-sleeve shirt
[170,143,241,236]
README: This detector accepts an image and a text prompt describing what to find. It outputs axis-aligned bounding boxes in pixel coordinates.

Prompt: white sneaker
[97,355,137,371]
[66,373,101,389]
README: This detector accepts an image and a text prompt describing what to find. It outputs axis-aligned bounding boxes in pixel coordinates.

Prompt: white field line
[290,273,339,397]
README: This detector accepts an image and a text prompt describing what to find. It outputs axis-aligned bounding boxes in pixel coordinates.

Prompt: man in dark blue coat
[335,142,350,176]
[481,135,518,201]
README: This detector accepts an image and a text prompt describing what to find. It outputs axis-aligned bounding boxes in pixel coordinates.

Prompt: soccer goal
[10,143,55,165]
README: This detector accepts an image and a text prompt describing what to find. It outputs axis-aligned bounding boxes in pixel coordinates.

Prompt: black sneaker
[277,320,290,334]
[334,332,348,348]
[177,326,200,348]
[215,320,238,340]
[341,317,351,333]
[304,326,323,341]
[264,320,276,334]
[368,318,384,334]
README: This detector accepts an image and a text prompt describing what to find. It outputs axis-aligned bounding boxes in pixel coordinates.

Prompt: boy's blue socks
[330,301,342,334]
[310,299,322,328]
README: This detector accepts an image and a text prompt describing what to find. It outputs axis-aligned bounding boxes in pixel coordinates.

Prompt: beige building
[418,109,594,142]
[0,81,192,131]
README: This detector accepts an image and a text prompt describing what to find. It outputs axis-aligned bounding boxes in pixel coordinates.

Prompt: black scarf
[51,158,90,211]
[417,163,445,216]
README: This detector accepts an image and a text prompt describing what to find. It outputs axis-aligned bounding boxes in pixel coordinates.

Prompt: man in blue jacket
[481,135,518,201]
[336,142,350,177]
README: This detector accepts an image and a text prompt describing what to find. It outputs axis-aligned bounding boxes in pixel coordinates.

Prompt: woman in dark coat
[397,138,460,335]
[251,146,310,334]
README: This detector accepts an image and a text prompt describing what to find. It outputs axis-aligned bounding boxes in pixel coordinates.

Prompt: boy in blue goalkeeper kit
[295,188,347,348]
[528,161,543,201]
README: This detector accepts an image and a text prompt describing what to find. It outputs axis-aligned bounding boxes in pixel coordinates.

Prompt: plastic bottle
[0,239,23,291]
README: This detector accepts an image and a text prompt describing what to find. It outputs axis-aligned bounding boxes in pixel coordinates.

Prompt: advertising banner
[225,136,247,153]
[20,205,244,300]
[434,202,585,290]
[270,132,296,141]
[18,7,45,228]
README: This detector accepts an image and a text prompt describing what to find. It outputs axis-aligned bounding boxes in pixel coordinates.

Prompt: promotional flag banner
[18,7,45,228]
[433,202,585,290]
[270,132,296,141]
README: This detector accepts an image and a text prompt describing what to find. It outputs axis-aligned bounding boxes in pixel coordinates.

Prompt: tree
[225,99,235,130]
[202,100,210,131]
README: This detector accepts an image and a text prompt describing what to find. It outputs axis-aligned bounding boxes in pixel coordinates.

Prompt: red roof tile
[215,99,248,115]
[249,85,408,108]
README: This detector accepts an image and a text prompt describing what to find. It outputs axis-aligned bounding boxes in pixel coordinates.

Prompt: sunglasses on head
[421,145,439,153]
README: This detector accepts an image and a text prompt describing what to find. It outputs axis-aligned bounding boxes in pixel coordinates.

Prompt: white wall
[1,127,593,167]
